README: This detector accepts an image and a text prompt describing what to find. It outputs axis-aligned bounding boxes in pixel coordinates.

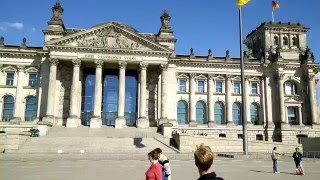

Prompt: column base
[90,116,102,128]
[159,117,169,126]
[227,122,235,127]
[267,121,275,129]
[280,122,290,129]
[10,117,22,125]
[189,121,197,127]
[66,116,81,128]
[312,123,320,129]
[208,122,215,128]
[169,119,178,127]
[115,116,126,128]
[137,117,149,128]
[42,116,56,126]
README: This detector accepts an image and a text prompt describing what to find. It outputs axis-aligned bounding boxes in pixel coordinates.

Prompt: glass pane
[196,102,206,124]
[216,82,222,93]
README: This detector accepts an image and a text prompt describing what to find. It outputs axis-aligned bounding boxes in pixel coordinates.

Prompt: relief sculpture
[76,28,147,50]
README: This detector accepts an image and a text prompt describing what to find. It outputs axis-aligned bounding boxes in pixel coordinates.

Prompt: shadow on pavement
[249,170,296,175]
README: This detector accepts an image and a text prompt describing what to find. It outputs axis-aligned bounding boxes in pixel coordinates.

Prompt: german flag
[236,0,250,7]
[272,1,280,11]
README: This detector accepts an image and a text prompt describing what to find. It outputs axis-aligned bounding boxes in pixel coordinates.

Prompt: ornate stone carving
[49,58,59,65]
[16,65,25,72]
[94,60,103,68]
[72,59,81,67]
[208,74,215,80]
[225,74,233,79]
[308,74,315,80]
[50,1,64,22]
[119,61,127,69]
[244,75,251,81]
[160,63,168,71]
[190,73,197,79]
[75,28,148,50]
[190,48,195,56]
[160,10,172,32]
[225,50,230,58]
[139,62,148,70]
[275,73,285,80]
[0,36,4,46]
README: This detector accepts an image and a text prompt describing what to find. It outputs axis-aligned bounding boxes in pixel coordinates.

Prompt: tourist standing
[154,148,171,180]
[145,150,162,180]
[292,147,304,175]
[194,144,224,180]
[271,147,282,173]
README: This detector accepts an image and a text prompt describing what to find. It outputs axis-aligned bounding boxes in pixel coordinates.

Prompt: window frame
[197,80,205,93]
[233,82,241,94]
[287,107,298,125]
[6,72,15,86]
[215,81,223,93]
[28,73,38,87]
[178,79,187,92]
[251,82,259,94]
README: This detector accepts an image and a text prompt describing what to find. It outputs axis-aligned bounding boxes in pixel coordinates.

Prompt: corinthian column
[12,65,25,122]
[137,62,149,128]
[277,73,287,126]
[245,76,252,126]
[226,75,234,126]
[159,63,169,125]
[66,59,81,128]
[115,61,127,128]
[208,74,214,127]
[90,60,103,128]
[42,58,59,124]
[189,73,197,126]
[264,72,274,128]
[309,74,319,125]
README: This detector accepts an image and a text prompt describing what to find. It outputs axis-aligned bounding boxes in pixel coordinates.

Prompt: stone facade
[0,2,319,148]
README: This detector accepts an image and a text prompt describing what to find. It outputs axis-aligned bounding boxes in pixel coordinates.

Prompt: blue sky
[1,0,320,103]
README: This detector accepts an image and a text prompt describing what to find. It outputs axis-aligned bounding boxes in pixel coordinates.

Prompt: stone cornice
[170,60,262,70]
[45,45,171,56]
[0,50,48,58]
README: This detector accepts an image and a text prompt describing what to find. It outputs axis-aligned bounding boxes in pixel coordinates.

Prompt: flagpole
[272,10,274,22]
[238,7,248,155]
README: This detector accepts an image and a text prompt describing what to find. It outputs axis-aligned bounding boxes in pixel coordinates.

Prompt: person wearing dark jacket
[292,147,304,175]
[194,144,224,180]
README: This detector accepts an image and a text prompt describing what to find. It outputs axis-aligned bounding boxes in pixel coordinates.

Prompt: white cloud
[0,22,24,31]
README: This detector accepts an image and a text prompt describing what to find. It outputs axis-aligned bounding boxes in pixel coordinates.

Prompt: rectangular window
[179,79,186,92]
[288,107,298,125]
[251,82,258,94]
[216,81,223,93]
[233,82,241,94]
[198,80,204,93]
[28,74,37,87]
[6,72,14,86]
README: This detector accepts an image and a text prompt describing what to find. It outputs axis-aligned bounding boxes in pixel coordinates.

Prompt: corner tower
[244,22,309,61]
[157,10,176,51]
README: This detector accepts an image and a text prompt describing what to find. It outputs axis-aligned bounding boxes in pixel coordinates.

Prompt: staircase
[15,126,178,155]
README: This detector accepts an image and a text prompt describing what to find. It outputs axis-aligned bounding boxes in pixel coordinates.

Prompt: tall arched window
[177,100,188,125]
[284,81,297,95]
[273,36,279,46]
[25,96,38,121]
[283,36,289,46]
[214,102,224,125]
[196,101,206,124]
[250,103,259,125]
[232,103,241,125]
[292,36,298,46]
[2,95,14,121]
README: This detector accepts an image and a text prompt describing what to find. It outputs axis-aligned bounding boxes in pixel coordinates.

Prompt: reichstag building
[0,1,319,143]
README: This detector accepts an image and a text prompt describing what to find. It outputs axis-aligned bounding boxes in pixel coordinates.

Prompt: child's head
[194,144,214,172]
[154,148,162,154]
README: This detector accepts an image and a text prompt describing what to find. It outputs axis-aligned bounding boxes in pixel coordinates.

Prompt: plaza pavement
[1,157,320,180]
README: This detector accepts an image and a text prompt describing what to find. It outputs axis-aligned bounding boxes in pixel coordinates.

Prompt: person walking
[154,148,171,180]
[271,147,282,173]
[292,147,304,175]
[145,150,162,180]
[194,144,224,180]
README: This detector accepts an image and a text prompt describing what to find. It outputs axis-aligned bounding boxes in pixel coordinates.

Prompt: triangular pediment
[1,65,17,72]
[46,22,172,53]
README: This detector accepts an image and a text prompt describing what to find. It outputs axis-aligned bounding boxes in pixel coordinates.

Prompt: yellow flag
[236,0,250,7]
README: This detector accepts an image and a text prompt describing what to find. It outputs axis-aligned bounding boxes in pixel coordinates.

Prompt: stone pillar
[278,74,287,126]
[208,74,214,127]
[66,59,81,128]
[226,75,234,125]
[42,58,59,124]
[298,106,303,125]
[309,74,319,125]
[90,60,103,128]
[264,72,274,128]
[115,61,127,128]
[159,63,169,125]
[260,77,266,126]
[189,73,197,126]
[137,62,149,128]
[12,65,25,122]
[245,76,252,125]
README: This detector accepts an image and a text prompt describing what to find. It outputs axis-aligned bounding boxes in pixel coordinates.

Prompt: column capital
[160,63,168,71]
[225,74,233,80]
[244,75,251,81]
[190,73,197,79]
[16,65,25,72]
[94,60,104,68]
[275,73,285,81]
[208,74,215,80]
[139,62,148,70]
[72,59,81,67]
[49,58,59,65]
[119,61,127,69]
[308,73,315,81]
